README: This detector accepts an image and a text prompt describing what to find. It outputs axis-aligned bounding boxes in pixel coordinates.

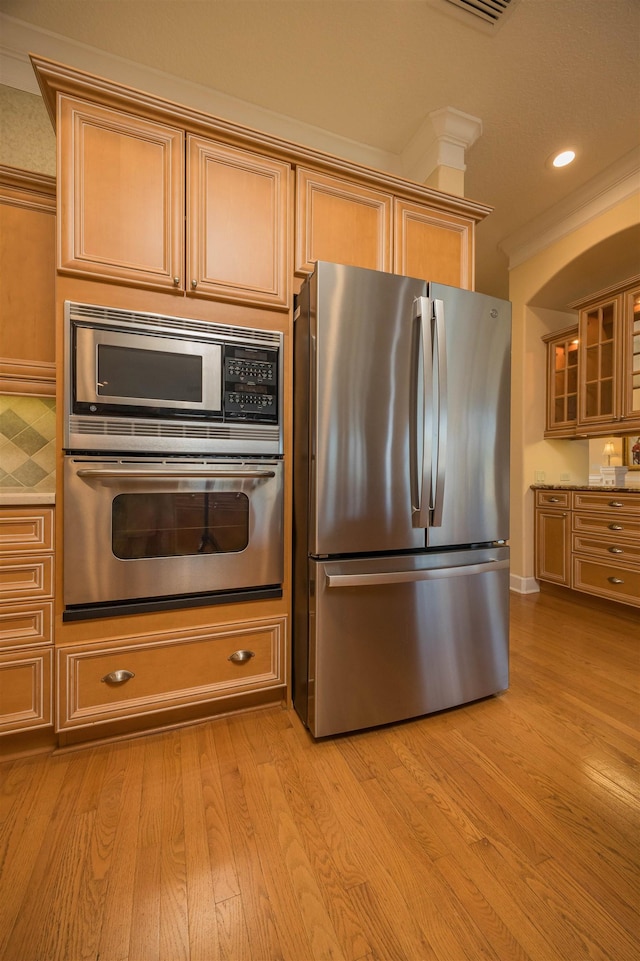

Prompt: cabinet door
[0,167,55,396]
[542,326,579,437]
[621,284,640,428]
[58,96,184,290]
[393,199,474,288]
[187,136,291,308]
[295,167,392,275]
[535,507,570,586]
[577,294,621,431]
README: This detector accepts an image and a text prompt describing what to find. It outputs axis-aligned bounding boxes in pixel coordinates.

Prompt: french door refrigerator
[293,262,511,737]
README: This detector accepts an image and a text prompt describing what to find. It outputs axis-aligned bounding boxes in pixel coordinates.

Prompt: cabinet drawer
[573,491,640,514]
[573,534,640,565]
[535,490,570,509]
[0,508,53,554]
[572,558,640,607]
[0,600,53,651]
[0,646,52,734]
[58,617,286,729]
[572,511,640,539]
[0,555,54,602]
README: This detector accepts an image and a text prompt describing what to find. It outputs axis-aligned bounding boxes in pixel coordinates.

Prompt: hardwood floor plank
[180,728,220,961]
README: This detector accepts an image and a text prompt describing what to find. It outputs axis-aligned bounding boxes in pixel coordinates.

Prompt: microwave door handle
[75,468,276,479]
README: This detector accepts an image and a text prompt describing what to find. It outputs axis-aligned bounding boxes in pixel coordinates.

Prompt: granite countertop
[531,484,638,493]
[0,490,55,505]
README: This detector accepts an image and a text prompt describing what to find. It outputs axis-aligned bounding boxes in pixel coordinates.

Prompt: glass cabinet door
[578,295,621,429]
[622,285,640,427]
[543,326,579,436]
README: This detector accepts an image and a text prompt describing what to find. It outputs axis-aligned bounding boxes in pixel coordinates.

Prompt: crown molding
[500,147,640,270]
[0,13,402,176]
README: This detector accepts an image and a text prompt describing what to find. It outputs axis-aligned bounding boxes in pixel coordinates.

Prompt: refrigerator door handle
[431,298,447,527]
[411,296,433,527]
[325,558,509,588]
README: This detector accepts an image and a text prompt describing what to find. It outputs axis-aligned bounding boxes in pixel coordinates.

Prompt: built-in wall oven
[62,302,284,620]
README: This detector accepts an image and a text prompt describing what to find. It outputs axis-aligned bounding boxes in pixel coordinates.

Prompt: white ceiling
[1,0,639,303]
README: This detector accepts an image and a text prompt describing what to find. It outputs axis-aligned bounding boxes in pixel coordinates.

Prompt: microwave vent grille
[67,301,281,347]
[70,416,278,443]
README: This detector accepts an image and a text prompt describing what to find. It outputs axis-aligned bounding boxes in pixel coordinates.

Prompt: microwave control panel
[223,344,279,421]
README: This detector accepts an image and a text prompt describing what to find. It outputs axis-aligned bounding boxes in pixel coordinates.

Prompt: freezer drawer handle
[325,558,509,588]
[77,468,275,480]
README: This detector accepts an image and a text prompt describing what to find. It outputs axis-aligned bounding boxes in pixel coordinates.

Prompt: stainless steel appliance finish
[64,301,283,456]
[293,262,511,737]
[64,455,283,613]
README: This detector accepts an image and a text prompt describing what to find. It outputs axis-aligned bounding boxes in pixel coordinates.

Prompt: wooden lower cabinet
[57,615,287,731]
[534,488,640,607]
[0,506,55,738]
[0,647,52,734]
[534,491,571,586]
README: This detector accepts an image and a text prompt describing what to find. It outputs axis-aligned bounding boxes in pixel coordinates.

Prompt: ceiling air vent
[443,0,520,27]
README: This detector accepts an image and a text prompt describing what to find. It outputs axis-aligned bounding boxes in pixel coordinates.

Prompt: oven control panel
[223,344,279,421]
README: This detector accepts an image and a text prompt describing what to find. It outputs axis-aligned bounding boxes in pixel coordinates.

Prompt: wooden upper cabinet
[58,96,184,291]
[621,283,640,428]
[57,97,291,308]
[542,325,579,437]
[577,292,621,431]
[393,199,474,288]
[295,167,392,275]
[187,136,290,308]
[0,166,56,396]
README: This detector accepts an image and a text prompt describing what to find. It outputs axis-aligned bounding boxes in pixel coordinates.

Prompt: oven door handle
[75,468,276,479]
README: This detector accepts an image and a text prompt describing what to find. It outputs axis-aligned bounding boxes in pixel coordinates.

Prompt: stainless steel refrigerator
[293,261,511,737]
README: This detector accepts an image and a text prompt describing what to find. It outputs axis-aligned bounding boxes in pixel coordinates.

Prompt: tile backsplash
[0,396,56,491]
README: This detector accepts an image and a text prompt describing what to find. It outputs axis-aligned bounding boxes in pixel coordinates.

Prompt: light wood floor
[1,588,638,961]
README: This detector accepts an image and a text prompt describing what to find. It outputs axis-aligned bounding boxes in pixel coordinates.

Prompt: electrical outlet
[534,470,545,482]
[560,472,570,481]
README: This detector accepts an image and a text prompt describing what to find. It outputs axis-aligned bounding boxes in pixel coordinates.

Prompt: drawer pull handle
[608,546,624,554]
[228,649,255,665]
[608,501,623,508]
[548,497,560,503]
[608,523,624,531]
[101,669,135,685]
[608,577,624,585]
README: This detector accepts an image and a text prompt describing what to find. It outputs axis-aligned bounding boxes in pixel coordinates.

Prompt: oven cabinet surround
[56,615,287,736]
[0,166,56,397]
[533,487,640,607]
[0,506,54,736]
[57,96,292,309]
[33,55,489,308]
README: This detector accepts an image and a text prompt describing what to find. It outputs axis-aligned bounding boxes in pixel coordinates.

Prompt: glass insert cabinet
[543,276,640,438]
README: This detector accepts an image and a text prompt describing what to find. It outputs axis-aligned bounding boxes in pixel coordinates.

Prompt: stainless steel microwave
[64,301,283,456]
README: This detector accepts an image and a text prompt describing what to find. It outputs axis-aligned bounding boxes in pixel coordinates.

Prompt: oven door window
[111,492,249,559]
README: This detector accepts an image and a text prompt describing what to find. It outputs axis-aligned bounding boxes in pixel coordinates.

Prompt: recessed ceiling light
[552,149,576,168]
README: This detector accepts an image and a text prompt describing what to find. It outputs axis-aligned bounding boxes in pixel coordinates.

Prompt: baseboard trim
[510,574,540,594]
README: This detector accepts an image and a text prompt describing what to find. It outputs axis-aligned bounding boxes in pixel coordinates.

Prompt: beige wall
[0,84,55,174]
[509,190,640,593]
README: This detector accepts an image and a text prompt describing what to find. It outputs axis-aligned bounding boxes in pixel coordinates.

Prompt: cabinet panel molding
[58,96,185,289]
[0,647,52,734]
[187,136,291,307]
[295,167,392,275]
[393,199,473,288]
[0,601,53,652]
[0,508,54,555]
[58,616,287,729]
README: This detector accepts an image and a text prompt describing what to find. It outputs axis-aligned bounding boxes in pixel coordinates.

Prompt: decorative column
[401,106,482,196]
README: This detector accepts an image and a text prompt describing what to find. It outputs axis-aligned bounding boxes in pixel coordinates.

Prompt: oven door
[63,455,283,616]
